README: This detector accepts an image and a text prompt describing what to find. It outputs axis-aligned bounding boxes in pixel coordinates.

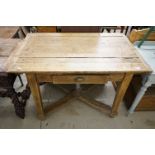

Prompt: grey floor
[0,75,155,129]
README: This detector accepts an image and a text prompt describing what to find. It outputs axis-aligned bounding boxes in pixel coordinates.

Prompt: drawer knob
[74,77,85,82]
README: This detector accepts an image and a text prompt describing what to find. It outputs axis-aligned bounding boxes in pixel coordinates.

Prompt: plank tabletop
[0,26,19,38]
[7,33,152,74]
[0,38,20,72]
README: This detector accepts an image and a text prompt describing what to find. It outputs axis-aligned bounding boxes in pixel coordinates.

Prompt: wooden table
[7,33,151,120]
[0,26,19,38]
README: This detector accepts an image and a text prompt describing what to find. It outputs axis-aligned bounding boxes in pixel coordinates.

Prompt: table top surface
[7,33,152,74]
[0,38,20,72]
[135,41,155,74]
[0,26,19,38]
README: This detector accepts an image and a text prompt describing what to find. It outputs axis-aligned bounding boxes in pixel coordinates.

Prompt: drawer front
[36,74,124,84]
[36,74,53,82]
[53,74,124,84]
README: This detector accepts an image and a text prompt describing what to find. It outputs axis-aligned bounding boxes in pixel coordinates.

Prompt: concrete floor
[0,75,155,129]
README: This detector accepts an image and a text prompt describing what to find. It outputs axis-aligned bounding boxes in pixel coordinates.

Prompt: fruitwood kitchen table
[6,33,151,120]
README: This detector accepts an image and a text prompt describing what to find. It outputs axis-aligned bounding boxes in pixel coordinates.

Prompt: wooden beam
[44,93,74,113]
[79,95,111,114]
[26,73,45,120]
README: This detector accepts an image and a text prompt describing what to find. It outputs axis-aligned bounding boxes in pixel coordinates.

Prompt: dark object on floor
[0,79,30,118]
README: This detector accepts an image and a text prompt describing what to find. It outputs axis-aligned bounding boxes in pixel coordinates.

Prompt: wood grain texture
[0,57,7,72]
[0,26,19,38]
[44,93,74,113]
[110,73,133,117]
[37,73,124,83]
[0,39,20,72]
[7,33,151,73]
[79,95,111,114]
[7,57,151,73]
[26,73,45,120]
[10,34,137,57]
[52,74,124,84]
[110,73,133,116]
[0,39,20,56]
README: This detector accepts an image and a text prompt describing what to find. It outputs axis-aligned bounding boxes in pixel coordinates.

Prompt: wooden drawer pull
[74,77,85,82]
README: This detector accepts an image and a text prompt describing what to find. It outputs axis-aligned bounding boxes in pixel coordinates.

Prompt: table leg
[26,73,45,120]
[110,73,133,117]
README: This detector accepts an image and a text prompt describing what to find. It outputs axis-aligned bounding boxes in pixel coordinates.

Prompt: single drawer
[53,74,124,84]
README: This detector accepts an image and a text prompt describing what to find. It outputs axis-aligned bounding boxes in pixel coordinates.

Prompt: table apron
[35,73,125,84]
